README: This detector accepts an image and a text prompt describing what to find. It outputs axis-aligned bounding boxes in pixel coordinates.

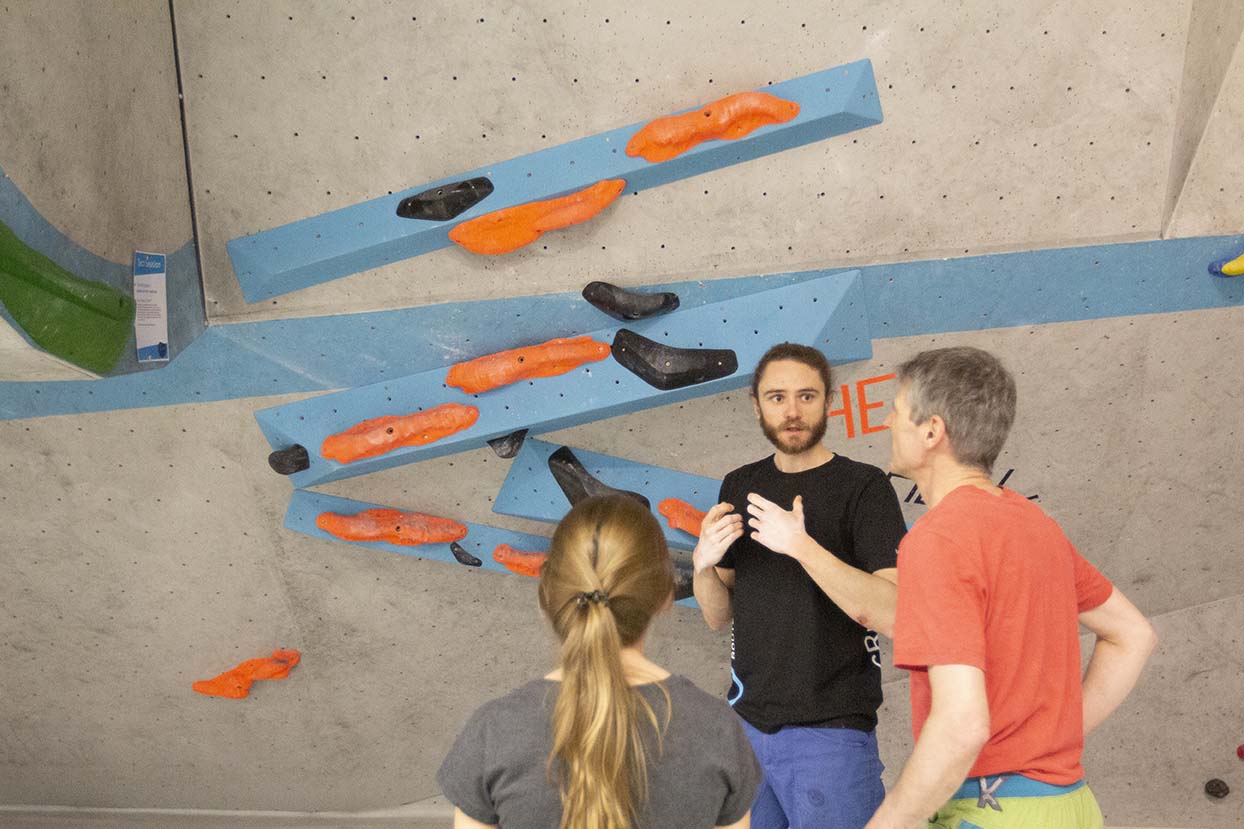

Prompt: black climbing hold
[671,559,695,602]
[487,429,528,459]
[396,176,494,221]
[611,329,738,391]
[268,444,310,475]
[450,541,482,567]
[582,281,680,321]
[1205,778,1230,799]
[548,446,650,509]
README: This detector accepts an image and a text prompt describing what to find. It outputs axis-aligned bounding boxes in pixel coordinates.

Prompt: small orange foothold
[627,91,800,163]
[448,179,626,255]
[193,649,301,699]
[321,402,479,464]
[446,336,611,394]
[316,509,468,546]
[658,498,708,537]
[493,543,548,577]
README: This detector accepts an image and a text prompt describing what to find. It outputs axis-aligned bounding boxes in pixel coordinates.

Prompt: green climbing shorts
[927,774,1104,828]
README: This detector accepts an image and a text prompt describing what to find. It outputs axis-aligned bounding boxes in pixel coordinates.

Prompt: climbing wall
[2,1,1243,826]
[0,1,203,379]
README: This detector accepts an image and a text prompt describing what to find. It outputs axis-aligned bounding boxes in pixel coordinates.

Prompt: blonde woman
[438,494,761,829]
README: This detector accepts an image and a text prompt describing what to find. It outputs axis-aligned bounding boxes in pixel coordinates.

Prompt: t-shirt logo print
[728,665,744,706]
[864,631,882,668]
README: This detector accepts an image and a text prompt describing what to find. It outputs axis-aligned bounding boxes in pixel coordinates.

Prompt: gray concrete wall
[182,0,1191,322]
[0,1,202,379]
[1168,25,1244,237]
[1163,0,1244,232]
[2,1,1243,827]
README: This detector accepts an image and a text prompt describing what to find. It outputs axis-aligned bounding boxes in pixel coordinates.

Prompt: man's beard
[760,413,828,455]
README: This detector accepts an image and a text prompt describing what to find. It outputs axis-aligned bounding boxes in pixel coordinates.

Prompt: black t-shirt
[717,453,906,733]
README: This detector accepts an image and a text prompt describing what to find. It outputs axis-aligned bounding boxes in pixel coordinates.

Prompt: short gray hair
[896,346,1016,473]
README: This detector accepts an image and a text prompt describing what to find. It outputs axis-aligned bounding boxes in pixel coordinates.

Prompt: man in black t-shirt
[693,343,907,829]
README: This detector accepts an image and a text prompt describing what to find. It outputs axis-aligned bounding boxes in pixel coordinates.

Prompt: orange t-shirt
[893,486,1114,784]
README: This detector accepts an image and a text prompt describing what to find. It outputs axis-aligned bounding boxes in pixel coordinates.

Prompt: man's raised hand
[746,493,809,558]
[692,502,744,574]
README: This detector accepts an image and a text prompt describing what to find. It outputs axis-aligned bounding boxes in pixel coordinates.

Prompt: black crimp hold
[487,429,528,459]
[450,542,483,567]
[268,444,310,475]
[396,176,494,221]
[610,329,738,391]
[582,281,680,322]
[670,558,695,602]
[1205,778,1230,799]
[548,446,650,509]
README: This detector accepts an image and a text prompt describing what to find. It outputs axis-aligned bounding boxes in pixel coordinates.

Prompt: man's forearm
[1082,631,1156,735]
[869,666,991,828]
[866,705,988,828]
[1077,589,1158,736]
[693,567,733,630]
[792,537,897,637]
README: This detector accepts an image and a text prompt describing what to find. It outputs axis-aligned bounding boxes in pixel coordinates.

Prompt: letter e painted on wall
[858,373,895,434]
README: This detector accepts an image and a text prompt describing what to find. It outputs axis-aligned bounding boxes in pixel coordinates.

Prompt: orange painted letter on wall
[858,373,896,435]
[828,383,855,439]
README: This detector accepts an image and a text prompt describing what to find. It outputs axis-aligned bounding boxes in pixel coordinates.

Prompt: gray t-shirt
[437,674,761,828]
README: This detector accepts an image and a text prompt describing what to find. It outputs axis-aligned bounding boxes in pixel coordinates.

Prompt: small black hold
[268,444,309,475]
[671,558,695,601]
[487,429,528,459]
[548,446,649,509]
[396,176,494,221]
[611,329,738,391]
[450,541,482,567]
[582,280,680,321]
[1205,778,1230,799]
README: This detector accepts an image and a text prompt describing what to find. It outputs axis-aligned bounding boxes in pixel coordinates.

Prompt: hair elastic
[575,590,610,608]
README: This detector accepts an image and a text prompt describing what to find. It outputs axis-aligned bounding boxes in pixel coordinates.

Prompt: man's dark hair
[750,343,834,399]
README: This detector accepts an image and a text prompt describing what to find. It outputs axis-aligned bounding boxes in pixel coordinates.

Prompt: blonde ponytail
[539,496,675,829]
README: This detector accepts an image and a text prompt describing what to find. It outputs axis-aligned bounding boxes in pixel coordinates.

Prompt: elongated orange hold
[493,543,548,577]
[446,336,611,394]
[626,92,801,163]
[321,402,479,464]
[448,179,626,255]
[658,498,708,537]
[193,649,301,699]
[316,509,468,546]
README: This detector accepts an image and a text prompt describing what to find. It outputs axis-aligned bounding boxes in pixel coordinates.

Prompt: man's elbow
[1137,620,1159,657]
[703,611,732,632]
[1109,616,1159,657]
[933,705,990,755]
[854,609,893,639]
[951,715,991,756]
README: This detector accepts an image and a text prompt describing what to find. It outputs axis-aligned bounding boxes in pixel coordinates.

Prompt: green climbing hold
[0,220,135,374]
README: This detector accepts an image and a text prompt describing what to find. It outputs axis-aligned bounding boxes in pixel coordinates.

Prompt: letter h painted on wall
[828,373,895,439]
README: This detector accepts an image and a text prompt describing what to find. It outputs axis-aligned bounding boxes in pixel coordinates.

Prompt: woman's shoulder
[458,679,556,732]
[659,676,744,734]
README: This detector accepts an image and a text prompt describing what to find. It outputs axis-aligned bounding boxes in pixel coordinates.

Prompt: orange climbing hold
[316,509,468,546]
[448,179,626,255]
[321,402,479,464]
[626,91,801,163]
[446,336,611,394]
[658,498,708,537]
[493,543,548,577]
[192,649,301,699]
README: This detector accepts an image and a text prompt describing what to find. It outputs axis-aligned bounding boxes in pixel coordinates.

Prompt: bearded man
[693,342,908,829]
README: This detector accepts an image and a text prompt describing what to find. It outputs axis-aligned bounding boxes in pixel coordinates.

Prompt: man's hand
[746,493,811,559]
[692,503,744,573]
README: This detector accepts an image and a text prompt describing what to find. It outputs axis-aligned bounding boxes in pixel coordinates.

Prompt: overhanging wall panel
[177,2,1190,321]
